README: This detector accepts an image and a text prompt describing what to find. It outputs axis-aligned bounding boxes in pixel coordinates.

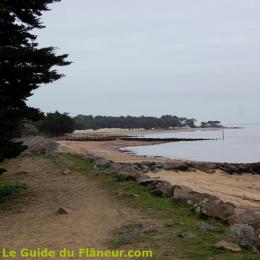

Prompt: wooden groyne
[120,137,216,142]
[57,136,216,142]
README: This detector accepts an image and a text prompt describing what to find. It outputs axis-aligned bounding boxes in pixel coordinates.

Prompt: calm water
[122,126,260,163]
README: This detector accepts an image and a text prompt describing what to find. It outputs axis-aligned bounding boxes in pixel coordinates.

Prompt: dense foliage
[0,0,70,172]
[73,115,197,130]
[201,121,222,128]
[37,111,74,137]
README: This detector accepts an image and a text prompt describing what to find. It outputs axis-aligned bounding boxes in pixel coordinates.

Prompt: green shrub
[0,183,28,201]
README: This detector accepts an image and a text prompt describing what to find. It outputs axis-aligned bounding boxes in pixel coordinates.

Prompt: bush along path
[0,154,259,260]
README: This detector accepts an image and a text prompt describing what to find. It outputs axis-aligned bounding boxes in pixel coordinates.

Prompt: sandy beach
[57,139,260,211]
[148,170,260,211]
[57,140,168,163]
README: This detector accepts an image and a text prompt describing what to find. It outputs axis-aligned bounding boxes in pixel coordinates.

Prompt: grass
[0,183,28,202]
[51,154,259,260]
[51,153,95,175]
[0,160,29,208]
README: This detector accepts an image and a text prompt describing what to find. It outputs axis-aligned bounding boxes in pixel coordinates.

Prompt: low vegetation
[50,154,258,260]
[0,183,28,202]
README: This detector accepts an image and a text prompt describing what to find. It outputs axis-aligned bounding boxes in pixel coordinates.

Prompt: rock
[223,164,238,174]
[121,223,144,230]
[132,164,142,171]
[137,163,150,172]
[138,177,164,189]
[63,169,71,175]
[214,240,241,253]
[151,181,173,197]
[172,185,219,206]
[250,162,260,174]
[57,207,72,215]
[228,208,260,225]
[249,219,260,238]
[172,185,193,204]
[21,136,58,155]
[155,162,164,169]
[205,169,215,174]
[104,164,140,177]
[229,224,257,249]
[177,232,196,239]
[151,167,161,173]
[136,176,152,184]
[81,154,97,162]
[163,162,189,171]
[95,159,112,168]
[120,223,158,236]
[197,222,216,231]
[199,199,235,222]
[116,172,143,182]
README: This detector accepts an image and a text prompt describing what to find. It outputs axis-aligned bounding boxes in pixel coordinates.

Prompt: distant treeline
[73,115,197,130]
[21,112,222,137]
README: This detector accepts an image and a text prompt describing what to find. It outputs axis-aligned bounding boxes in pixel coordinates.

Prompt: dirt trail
[147,170,260,211]
[0,157,144,259]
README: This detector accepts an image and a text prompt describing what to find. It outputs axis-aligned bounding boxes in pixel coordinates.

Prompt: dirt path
[0,157,145,259]
[147,170,260,211]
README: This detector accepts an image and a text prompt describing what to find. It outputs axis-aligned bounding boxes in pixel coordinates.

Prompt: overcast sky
[28,0,260,124]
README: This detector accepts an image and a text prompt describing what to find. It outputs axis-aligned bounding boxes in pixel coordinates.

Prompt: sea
[121,125,260,163]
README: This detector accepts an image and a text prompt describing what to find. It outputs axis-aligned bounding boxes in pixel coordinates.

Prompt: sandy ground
[147,170,260,211]
[57,140,167,163]
[57,140,260,211]
[0,157,146,260]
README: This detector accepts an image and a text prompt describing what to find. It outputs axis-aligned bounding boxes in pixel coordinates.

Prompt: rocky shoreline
[112,159,260,175]
[83,155,260,253]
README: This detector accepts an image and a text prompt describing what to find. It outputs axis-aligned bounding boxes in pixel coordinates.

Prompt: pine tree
[0,0,71,173]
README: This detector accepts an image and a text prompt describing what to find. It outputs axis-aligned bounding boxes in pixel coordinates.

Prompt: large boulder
[138,177,164,189]
[21,136,58,154]
[151,181,173,197]
[198,199,236,222]
[94,159,113,168]
[163,162,190,171]
[249,219,260,238]
[137,163,150,173]
[103,164,140,176]
[228,209,260,225]
[228,224,258,250]
[172,185,219,206]
[116,171,143,182]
